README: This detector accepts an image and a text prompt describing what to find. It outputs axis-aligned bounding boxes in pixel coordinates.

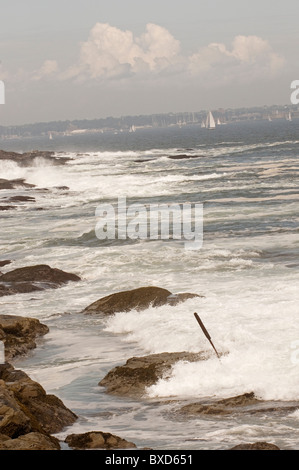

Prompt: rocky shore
[0,151,295,450]
[1,273,297,449]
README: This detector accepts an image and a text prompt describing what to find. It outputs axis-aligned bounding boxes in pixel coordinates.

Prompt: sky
[0,0,298,125]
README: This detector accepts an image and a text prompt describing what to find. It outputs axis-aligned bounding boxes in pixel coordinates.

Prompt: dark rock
[6,195,36,202]
[0,178,35,190]
[167,154,205,160]
[54,186,69,191]
[0,205,16,211]
[99,351,207,398]
[0,282,44,297]
[179,392,299,417]
[229,442,280,450]
[0,314,49,360]
[0,264,81,297]
[65,431,136,450]
[180,392,262,416]
[0,149,70,167]
[0,362,77,437]
[84,286,202,315]
[0,260,11,267]
[0,432,60,450]
[166,292,202,306]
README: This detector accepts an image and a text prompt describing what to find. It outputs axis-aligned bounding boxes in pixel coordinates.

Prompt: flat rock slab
[179,392,299,417]
[0,264,81,297]
[229,441,280,450]
[65,431,136,450]
[99,351,208,398]
[0,314,49,360]
[84,286,202,315]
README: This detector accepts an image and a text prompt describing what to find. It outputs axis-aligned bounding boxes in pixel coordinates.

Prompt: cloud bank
[2,22,285,87]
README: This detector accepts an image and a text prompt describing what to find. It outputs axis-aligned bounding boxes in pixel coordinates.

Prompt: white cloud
[32,59,59,81]
[76,22,181,79]
[2,24,285,88]
[188,35,285,84]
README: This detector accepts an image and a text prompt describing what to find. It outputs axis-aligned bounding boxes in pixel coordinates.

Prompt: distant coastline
[1,103,298,141]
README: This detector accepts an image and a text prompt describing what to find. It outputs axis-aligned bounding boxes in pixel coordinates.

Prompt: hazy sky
[0,0,298,125]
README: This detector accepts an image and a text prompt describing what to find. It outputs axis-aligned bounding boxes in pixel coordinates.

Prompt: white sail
[206,111,216,129]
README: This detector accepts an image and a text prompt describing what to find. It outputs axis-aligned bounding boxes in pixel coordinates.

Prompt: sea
[0,118,298,450]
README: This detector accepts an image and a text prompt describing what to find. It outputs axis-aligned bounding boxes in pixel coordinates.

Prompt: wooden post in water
[194,312,220,359]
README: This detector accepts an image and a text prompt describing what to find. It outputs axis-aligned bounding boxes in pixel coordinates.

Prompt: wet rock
[179,392,299,417]
[0,260,11,268]
[0,178,35,190]
[84,286,202,315]
[65,431,136,450]
[99,351,207,398]
[180,392,262,416]
[229,442,280,450]
[6,195,36,202]
[167,154,205,160]
[0,314,49,360]
[0,205,16,211]
[0,432,60,450]
[0,362,77,437]
[54,186,69,191]
[0,282,44,297]
[0,264,81,297]
[0,149,70,167]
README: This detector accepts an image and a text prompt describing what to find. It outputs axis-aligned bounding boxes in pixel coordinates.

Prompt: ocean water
[0,119,298,450]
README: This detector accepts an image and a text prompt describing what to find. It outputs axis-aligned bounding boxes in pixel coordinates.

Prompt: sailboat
[201,120,206,128]
[286,112,292,121]
[49,132,53,140]
[205,111,216,130]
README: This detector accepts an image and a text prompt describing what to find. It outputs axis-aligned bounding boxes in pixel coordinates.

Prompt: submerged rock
[84,286,202,315]
[229,442,280,450]
[0,314,49,360]
[0,264,81,297]
[0,178,35,190]
[180,392,262,416]
[167,154,205,160]
[6,195,36,202]
[179,392,299,417]
[0,260,11,268]
[99,351,207,398]
[0,205,16,211]
[0,149,70,167]
[65,431,136,450]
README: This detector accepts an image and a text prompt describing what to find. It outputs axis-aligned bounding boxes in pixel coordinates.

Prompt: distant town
[0,104,298,140]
